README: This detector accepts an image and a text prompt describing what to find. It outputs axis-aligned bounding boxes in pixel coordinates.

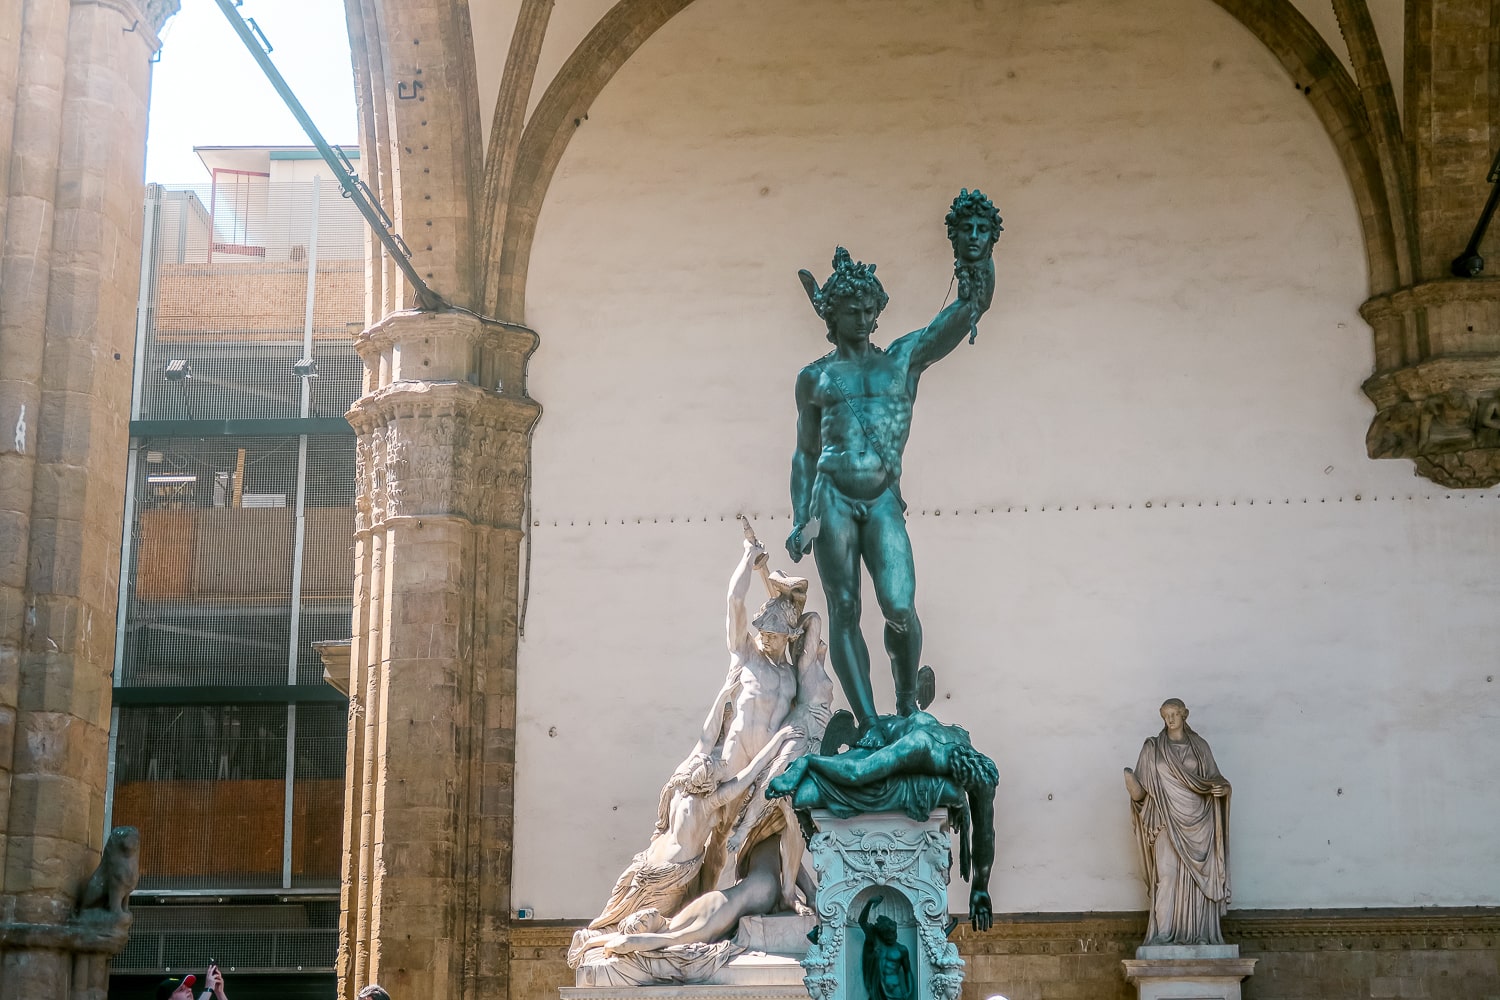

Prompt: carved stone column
[0,0,173,997]
[339,309,539,1000]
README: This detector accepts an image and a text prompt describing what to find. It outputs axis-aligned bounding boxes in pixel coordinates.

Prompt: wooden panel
[135,510,197,599]
[113,779,284,881]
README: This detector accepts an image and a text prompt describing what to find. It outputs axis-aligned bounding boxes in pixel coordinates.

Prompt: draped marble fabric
[1131,728,1231,945]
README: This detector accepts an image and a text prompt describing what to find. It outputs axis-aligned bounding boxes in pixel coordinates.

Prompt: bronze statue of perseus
[786,189,1001,740]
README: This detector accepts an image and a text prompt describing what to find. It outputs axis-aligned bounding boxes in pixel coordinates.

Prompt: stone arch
[489,0,1399,325]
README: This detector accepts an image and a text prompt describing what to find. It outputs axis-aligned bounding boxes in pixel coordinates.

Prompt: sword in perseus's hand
[736,514,773,591]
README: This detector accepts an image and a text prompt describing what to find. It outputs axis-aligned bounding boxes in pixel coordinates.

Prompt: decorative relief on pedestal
[1361,281,1500,488]
[802,811,963,1000]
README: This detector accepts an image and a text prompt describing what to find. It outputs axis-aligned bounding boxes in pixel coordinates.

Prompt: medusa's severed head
[945,188,1002,263]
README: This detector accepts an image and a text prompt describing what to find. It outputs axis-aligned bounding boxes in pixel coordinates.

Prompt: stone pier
[0,0,174,997]
[338,309,539,1000]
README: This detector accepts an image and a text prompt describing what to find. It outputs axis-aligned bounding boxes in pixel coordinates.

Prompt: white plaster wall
[513,0,1500,918]
[1288,0,1357,79]
[468,0,616,143]
[469,0,520,148]
[472,2,1409,142]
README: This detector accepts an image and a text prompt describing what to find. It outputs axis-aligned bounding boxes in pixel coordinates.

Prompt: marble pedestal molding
[562,915,815,1000]
[802,809,963,1000]
[1121,945,1257,1000]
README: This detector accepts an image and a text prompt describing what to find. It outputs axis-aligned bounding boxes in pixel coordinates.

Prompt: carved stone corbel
[1361,279,1500,488]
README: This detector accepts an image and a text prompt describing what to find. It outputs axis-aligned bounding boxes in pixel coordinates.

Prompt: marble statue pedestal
[1121,945,1257,1000]
[561,915,815,1000]
[801,809,963,1000]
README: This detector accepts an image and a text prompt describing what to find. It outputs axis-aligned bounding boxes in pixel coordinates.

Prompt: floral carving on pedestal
[802,811,964,1000]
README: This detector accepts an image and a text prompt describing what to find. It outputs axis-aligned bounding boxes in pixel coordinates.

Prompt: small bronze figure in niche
[859,896,914,1000]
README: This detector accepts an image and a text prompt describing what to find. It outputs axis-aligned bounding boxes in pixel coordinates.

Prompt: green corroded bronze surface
[767,710,999,931]
[786,190,1001,732]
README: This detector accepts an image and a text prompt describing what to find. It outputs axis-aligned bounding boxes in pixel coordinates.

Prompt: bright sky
[145,0,358,183]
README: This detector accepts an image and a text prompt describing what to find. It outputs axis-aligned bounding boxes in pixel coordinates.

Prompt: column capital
[356,309,538,393]
[1360,279,1500,488]
[349,381,539,532]
[73,0,178,48]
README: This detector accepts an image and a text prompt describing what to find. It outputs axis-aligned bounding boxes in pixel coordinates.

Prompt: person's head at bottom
[358,986,392,1000]
[155,975,195,1000]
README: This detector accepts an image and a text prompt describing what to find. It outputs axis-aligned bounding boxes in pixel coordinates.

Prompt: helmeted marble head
[751,596,804,636]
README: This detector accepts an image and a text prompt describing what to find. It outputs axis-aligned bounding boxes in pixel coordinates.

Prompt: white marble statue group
[567,536,835,986]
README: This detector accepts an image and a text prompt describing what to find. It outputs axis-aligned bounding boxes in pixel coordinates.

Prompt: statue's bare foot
[767,757,809,797]
[854,725,887,750]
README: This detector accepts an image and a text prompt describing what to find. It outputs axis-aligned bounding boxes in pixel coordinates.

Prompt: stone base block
[1121,946,1256,1000]
[561,989,807,1000]
[562,952,810,1000]
[705,954,806,987]
[1134,945,1241,961]
[731,914,815,957]
[565,914,813,998]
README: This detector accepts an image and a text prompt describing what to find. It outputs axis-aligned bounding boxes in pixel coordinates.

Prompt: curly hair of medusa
[944,188,1003,241]
[818,247,890,342]
[950,745,999,793]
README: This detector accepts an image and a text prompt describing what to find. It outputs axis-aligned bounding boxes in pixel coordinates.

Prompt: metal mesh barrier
[108,713,350,907]
[112,902,339,975]
[112,705,289,889]
[138,180,366,424]
[291,704,347,887]
[125,436,298,688]
[121,434,355,690]
[109,176,363,911]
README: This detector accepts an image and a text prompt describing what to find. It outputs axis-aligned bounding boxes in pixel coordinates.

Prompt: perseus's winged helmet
[797,247,890,339]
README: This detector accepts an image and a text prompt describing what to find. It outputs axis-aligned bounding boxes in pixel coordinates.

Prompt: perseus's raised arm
[902,258,996,374]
